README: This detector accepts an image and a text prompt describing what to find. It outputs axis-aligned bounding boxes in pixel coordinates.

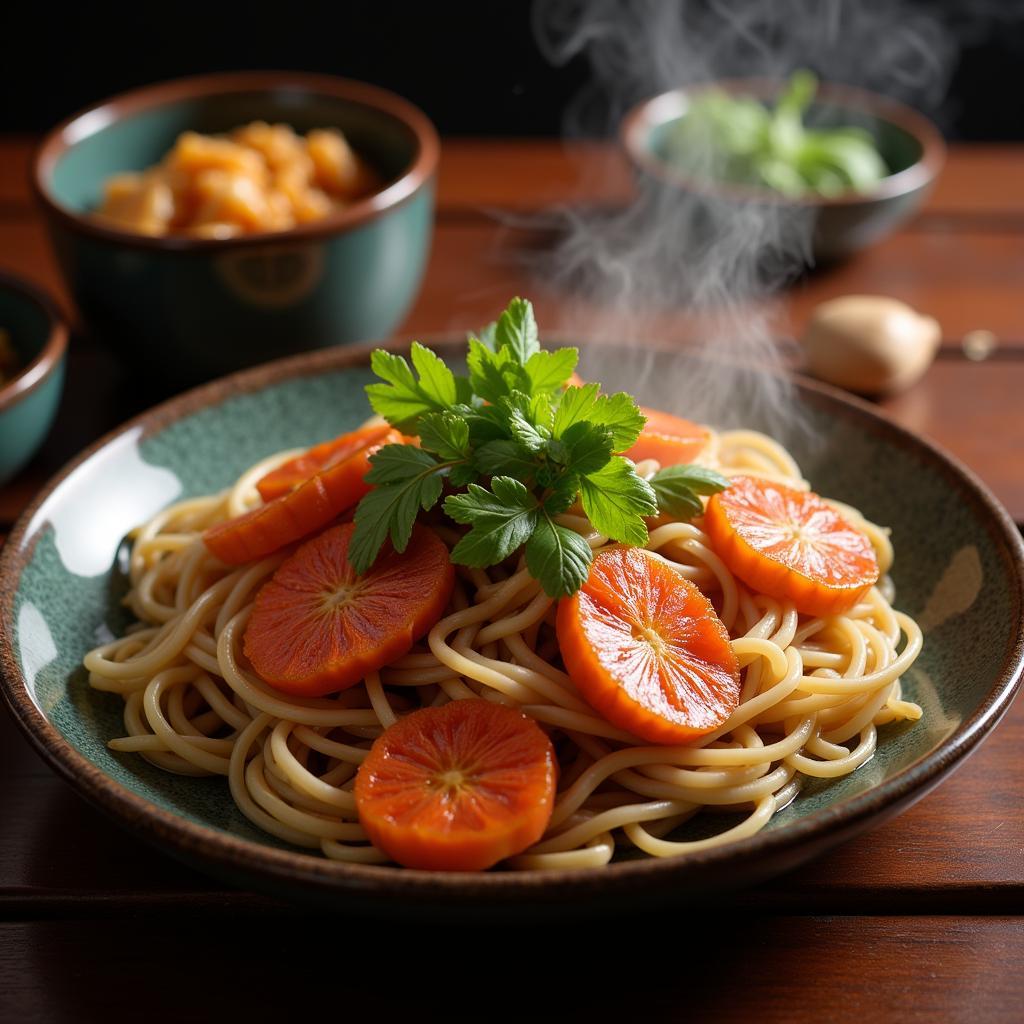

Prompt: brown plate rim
[620,77,946,208]
[31,70,440,252]
[1,338,1022,902]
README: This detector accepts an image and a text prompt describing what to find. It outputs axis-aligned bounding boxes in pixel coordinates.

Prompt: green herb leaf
[448,463,480,488]
[473,439,537,482]
[365,345,456,431]
[553,384,646,452]
[444,478,539,567]
[579,456,657,546]
[494,297,540,365]
[524,347,579,395]
[466,338,530,405]
[409,342,458,407]
[349,446,448,573]
[502,392,549,452]
[417,411,471,461]
[524,515,593,598]
[543,472,581,516]
[649,465,730,519]
[475,322,498,349]
[557,421,614,477]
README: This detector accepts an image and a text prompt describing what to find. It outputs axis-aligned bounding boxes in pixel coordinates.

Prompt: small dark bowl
[32,71,439,385]
[621,79,945,263]
[0,273,67,484]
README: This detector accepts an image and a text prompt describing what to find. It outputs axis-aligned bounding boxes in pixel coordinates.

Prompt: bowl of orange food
[1,299,1021,914]
[32,72,438,384]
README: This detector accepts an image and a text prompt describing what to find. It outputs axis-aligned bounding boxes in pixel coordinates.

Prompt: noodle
[84,428,923,869]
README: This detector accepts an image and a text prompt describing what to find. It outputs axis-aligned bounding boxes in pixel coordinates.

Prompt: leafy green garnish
[664,69,889,198]
[649,465,730,519]
[350,297,715,597]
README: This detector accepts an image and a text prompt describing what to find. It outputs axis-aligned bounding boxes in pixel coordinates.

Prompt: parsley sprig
[348,298,727,597]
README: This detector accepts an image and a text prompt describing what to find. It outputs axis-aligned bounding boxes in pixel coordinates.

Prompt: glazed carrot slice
[557,546,740,745]
[703,475,880,617]
[625,407,710,467]
[354,699,557,871]
[244,522,454,696]
[256,423,395,501]
[203,428,403,564]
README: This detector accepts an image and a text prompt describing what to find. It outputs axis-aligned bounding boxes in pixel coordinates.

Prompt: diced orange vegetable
[256,424,396,501]
[354,699,557,870]
[557,546,740,744]
[244,522,454,697]
[703,476,880,617]
[625,407,710,467]
[203,428,402,564]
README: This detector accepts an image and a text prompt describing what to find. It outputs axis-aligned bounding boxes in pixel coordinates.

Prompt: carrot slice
[354,699,557,870]
[244,522,454,696]
[203,427,403,564]
[557,546,740,744]
[256,423,395,501]
[703,476,880,617]
[625,407,710,467]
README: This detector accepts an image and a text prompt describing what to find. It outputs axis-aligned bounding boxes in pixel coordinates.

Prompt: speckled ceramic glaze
[32,73,437,385]
[0,274,67,484]
[1,341,1021,915]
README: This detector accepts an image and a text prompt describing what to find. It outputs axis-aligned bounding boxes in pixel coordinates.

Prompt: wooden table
[1,139,1022,1021]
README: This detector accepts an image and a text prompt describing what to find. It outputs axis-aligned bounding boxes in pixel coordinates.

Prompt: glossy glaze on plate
[0,342,1021,914]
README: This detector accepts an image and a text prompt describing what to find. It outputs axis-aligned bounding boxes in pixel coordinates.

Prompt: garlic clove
[800,295,941,396]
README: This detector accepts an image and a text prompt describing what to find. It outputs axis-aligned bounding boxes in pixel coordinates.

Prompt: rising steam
[530,0,960,434]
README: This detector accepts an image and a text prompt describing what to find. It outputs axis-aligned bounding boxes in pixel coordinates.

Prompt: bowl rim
[620,77,947,208]
[1,338,1022,904]
[31,70,440,252]
[0,271,68,413]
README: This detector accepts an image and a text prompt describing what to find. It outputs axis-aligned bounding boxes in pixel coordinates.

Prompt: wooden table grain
[0,137,1022,1022]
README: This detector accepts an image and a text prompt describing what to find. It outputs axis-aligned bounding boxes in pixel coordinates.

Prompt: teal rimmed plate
[1,341,1022,915]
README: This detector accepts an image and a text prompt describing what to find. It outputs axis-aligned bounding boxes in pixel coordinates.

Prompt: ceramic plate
[2,341,1022,915]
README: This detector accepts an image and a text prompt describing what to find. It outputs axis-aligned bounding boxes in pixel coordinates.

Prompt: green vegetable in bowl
[664,70,889,197]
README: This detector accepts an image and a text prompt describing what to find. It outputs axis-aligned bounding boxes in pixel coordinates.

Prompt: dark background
[0,2,1022,139]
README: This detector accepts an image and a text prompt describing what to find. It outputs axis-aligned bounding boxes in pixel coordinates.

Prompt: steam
[529,0,961,434]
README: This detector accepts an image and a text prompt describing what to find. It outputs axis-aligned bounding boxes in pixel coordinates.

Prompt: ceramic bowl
[32,72,438,385]
[621,79,945,263]
[0,341,1021,916]
[0,273,68,485]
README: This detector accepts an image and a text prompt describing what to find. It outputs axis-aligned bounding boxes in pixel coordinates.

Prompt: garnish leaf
[553,384,646,452]
[353,296,700,598]
[494,297,540,365]
[349,446,447,572]
[502,392,549,452]
[444,478,539,567]
[524,347,579,395]
[525,516,593,598]
[579,457,658,546]
[473,439,538,482]
[409,342,458,407]
[366,345,455,431]
[649,465,730,519]
[417,411,471,462]
[557,422,614,477]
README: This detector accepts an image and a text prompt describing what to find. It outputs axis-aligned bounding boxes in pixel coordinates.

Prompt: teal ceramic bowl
[621,79,945,263]
[0,274,68,485]
[32,72,438,385]
[0,341,1021,915]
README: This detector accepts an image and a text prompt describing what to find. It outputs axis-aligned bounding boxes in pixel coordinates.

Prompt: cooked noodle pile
[85,428,923,869]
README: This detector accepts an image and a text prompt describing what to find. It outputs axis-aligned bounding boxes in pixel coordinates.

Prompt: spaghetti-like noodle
[84,428,923,869]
